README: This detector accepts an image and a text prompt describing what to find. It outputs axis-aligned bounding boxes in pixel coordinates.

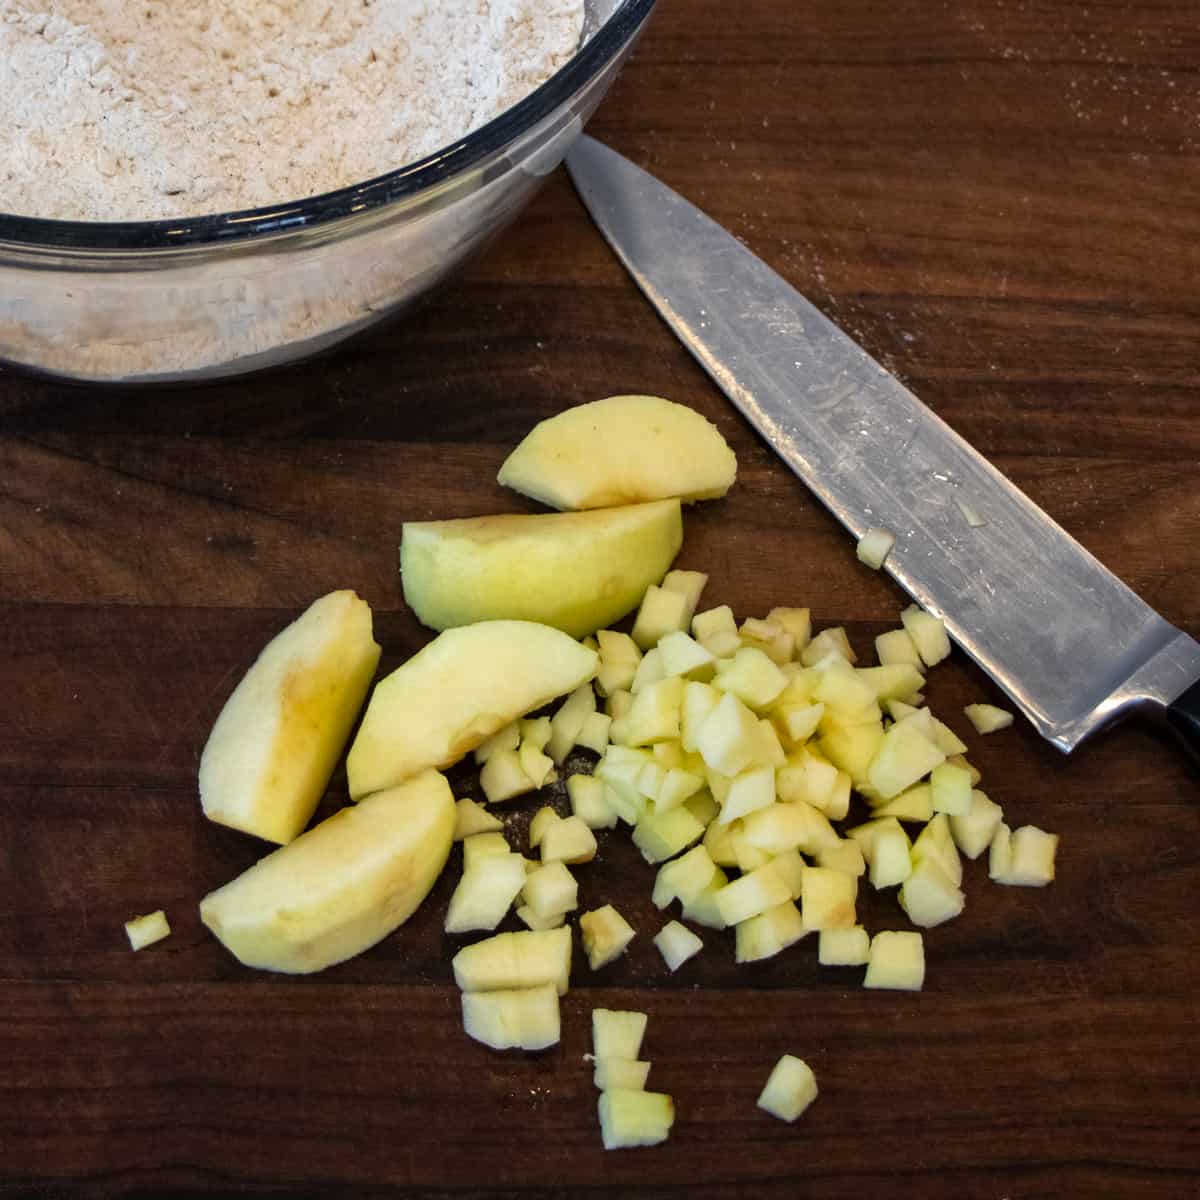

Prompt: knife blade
[565,135,1200,755]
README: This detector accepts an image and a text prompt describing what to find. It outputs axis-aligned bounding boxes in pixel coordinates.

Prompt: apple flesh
[597,1089,675,1150]
[757,1055,819,1122]
[451,926,572,995]
[125,910,171,951]
[346,620,596,799]
[497,393,736,510]
[462,983,560,1051]
[199,590,381,844]
[199,769,455,974]
[400,500,683,639]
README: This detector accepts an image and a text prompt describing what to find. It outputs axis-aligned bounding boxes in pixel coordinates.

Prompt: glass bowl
[0,0,656,384]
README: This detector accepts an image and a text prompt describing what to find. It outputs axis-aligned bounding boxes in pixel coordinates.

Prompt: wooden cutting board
[1,1,1197,1195]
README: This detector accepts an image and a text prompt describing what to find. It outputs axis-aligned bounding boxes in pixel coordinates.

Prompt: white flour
[0,0,584,221]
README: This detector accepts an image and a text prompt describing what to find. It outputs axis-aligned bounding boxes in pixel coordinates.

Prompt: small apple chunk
[900,605,951,667]
[594,1058,652,1091]
[800,867,858,931]
[735,900,806,963]
[400,500,682,639]
[593,1008,648,1059]
[757,1055,819,1122]
[454,798,504,840]
[581,905,637,970]
[199,770,455,974]
[462,983,560,1051]
[521,861,578,921]
[125,910,170,951]
[200,590,381,844]
[856,527,895,570]
[863,930,925,991]
[497,393,736,510]
[866,718,946,801]
[451,926,572,995]
[567,774,618,829]
[990,824,1058,885]
[347,620,597,799]
[949,789,1005,859]
[653,920,703,971]
[597,1088,675,1150]
[898,855,965,928]
[964,703,1015,734]
[715,862,793,926]
[445,852,527,934]
[818,925,870,966]
[541,816,598,864]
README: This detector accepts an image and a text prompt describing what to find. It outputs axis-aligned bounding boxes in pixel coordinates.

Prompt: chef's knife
[565,135,1200,756]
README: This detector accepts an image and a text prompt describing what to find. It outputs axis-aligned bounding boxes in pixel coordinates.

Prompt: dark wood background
[2,1,1198,1196]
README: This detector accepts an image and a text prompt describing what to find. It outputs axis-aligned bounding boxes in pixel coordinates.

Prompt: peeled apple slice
[400,500,683,640]
[497,394,737,510]
[199,590,381,844]
[346,621,597,800]
[199,769,455,974]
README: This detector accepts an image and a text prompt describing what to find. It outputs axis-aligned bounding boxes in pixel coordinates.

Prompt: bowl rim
[0,0,655,253]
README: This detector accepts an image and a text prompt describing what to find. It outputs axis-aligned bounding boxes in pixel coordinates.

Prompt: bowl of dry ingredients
[0,0,656,383]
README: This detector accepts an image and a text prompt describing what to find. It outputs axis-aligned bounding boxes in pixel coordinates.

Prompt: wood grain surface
[2,1,1198,1196]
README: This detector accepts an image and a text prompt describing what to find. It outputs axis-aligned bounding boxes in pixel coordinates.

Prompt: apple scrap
[757,1054,818,1123]
[125,910,171,951]
[591,1008,675,1149]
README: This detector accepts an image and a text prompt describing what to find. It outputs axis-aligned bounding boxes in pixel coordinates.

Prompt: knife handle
[1166,679,1200,760]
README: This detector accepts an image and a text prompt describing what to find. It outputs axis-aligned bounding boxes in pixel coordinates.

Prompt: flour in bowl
[0,0,585,222]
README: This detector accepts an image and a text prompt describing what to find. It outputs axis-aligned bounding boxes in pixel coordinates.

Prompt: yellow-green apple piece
[898,855,965,927]
[714,647,789,711]
[930,761,973,816]
[540,816,598,864]
[597,1089,675,1150]
[125,910,171,951]
[757,1055,819,1122]
[528,806,561,850]
[592,1008,648,1059]
[632,805,706,864]
[479,748,536,804]
[567,774,618,829]
[875,627,923,669]
[462,983,560,1051]
[594,1058,653,1091]
[900,605,951,667]
[863,930,925,991]
[445,852,527,933]
[454,798,504,840]
[815,839,866,877]
[714,862,792,926]
[451,926,572,995]
[735,900,806,963]
[347,620,596,799]
[818,925,870,966]
[461,831,512,868]
[660,569,709,626]
[473,720,521,764]
[576,711,613,756]
[799,866,858,930]
[801,626,857,666]
[521,861,578,921]
[964,702,1016,734]
[497,393,737,510]
[199,590,381,845]
[199,769,455,974]
[911,813,963,887]
[866,718,946,800]
[949,789,1005,859]
[516,904,566,931]
[653,920,704,971]
[580,904,636,970]
[401,500,682,639]
[991,824,1058,885]
[680,866,731,929]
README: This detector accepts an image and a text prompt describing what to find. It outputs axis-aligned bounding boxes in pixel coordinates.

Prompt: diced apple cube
[594,1058,652,1091]
[681,867,730,929]
[730,826,772,873]
[965,702,1015,734]
[462,983,560,1051]
[991,824,1058,886]
[700,630,744,659]
[801,626,857,666]
[547,685,597,763]
[655,767,704,813]
[685,789,720,827]
[567,774,618,830]
[885,698,920,722]
[911,814,963,887]
[630,647,667,695]
[866,718,946,800]
[622,677,684,746]
[473,721,521,765]
[763,604,811,652]
[815,839,866,877]
[581,905,636,970]
[454,797,504,840]
[598,1089,674,1150]
[900,605,951,667]
[718,764,777,825]
[899,855,965,927]
[528,807,561,850]
[654,920,704,971]
[869,821,913,889]
[692,604,737,642]
[739,803,807,854]
[864,930,925,991]
[637,763,668,801]
[516,905,565,931]
[658,630,716,680]
[946,753,982,785]
[856,527,895,569]
[597,661,637,697]
[632,806,706,865]
[598,629,642,665]
[740,617,783,644]
[479,748,536,804]
[930,717,969,756]
[541,816,598,864]
[768,848,806,899]
[875,628,923,669]
[800,867,858,930]
[593,1008,648,1059]
[607,689,634,720]
[715,862,793,926]
[125,910,171,951]
[632,585,689,650]
[661,569,708,624]
[775,701,825,746]
[819,719,885,785]
[818,925,870,966]
[855,664,926,703]
[930,762,972,816]
[575,711,613,756]
[452,926,573,995]
[757,1054,819,1122]
[714,647,789,711]
[735,900,806,963]
[680,681,722,754]
[702,819,739,867]
[942,787,1001,858]
[869,783,933,823]
[652,845,719,909]
[696,692,767,776]
[462,831,511,868]
[445,853,527,933]
[521,861,578,920]
[519,717,552,752]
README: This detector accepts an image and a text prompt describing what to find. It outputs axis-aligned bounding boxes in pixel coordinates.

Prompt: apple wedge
[199,590,381,844]
[346,621,597,799]
[199,769,455,974]
[400,500,683,640]
[497,394,737,510]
